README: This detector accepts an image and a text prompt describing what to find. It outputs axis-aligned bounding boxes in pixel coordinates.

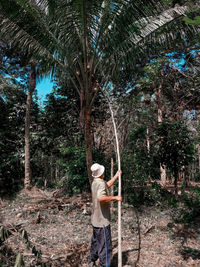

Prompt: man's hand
[115,196,122,202]
[116,170,122,178]
[107,170,122,188]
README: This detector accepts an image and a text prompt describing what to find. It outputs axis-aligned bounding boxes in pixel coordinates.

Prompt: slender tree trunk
[174,165,178,195]
[197,144,200,173]
[55,160,59,181]
[24,64,36,190]
[146,127,151,182]
[146,127,150,153]
[160,165,166,187]
[156,84,167,187]
[184,166,189,188]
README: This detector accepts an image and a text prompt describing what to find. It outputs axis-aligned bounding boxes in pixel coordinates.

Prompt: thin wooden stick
[111,157,114,209]
[101,89,122,267]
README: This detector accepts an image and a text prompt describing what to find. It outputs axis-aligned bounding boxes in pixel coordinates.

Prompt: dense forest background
[1,42,200,201]
[0,0,200,206]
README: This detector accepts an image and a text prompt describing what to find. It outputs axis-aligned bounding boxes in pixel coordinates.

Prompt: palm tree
[1,1,199,265]
[0,41,50,189]
[24,63,36,189]
[0,0,198,185]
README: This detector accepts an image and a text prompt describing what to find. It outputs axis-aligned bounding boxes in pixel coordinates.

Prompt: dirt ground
[1,187,200,267]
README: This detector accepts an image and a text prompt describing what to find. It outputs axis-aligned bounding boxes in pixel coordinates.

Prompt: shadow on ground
[111,248,138,267]
[179,246,200,260]
[0,244,16,267]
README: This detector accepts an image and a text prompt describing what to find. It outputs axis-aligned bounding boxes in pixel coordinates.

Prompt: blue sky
[36,76,54,104]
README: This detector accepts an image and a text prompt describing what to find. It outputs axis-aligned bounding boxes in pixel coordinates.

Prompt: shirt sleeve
[97,181,107,198]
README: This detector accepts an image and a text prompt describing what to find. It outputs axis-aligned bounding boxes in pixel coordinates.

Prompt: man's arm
[106,170,122,188]
[98,195,122,204]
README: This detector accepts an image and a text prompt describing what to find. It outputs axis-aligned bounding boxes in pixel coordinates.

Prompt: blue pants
[89,225,112,267]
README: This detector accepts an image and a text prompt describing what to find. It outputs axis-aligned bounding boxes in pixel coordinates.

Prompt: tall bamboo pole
[111,157,114,209]
[101,89,122,267]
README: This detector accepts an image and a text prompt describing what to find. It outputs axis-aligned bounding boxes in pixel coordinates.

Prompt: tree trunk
[156,84,167,187]
[174,165,178,195]
[80,85,93,186]
[183,166,189,188]
[197,144,200,173]
[84,107,93,185]
[146,127,151,182]
[160,165,166,187]
[24,64,36,190]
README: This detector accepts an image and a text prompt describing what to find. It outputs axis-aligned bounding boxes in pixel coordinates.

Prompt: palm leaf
[0,0,199,99]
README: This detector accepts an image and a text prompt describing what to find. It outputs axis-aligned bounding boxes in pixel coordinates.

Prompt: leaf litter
[0,187,200,267]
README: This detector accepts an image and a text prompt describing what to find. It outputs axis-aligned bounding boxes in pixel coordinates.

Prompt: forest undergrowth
[1,185,200,267]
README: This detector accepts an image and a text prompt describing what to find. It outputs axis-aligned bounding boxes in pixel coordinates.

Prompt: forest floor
[1,186,200,267]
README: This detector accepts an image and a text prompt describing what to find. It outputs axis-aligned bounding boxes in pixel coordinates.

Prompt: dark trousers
[89,224,112,267]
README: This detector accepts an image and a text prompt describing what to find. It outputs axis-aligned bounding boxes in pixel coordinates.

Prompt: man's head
[91,163,105,179]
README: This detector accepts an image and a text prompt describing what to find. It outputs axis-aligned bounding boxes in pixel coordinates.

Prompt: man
[88,163,122,267]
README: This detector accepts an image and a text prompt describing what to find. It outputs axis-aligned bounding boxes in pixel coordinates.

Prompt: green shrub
[175,187,200,223]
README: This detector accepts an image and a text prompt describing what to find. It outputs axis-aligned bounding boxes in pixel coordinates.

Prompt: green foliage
[58,144,89,194]
[193,172,200,182]
[0,87,25,195]
[124,181,177,207]
[175,187,200,223]
[122,124,160,186]
[139,57,167,85]
[122,122,161,206]
[155,121,195,173]
[0,81,40,195]
[0,0,200,200]
[184,16,200,25]
[29,89,110,194]
[29,91,83,192]
[0,43,41,195]
[56,144,108,194]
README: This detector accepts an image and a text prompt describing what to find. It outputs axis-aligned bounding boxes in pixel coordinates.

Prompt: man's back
[91,178,110,227]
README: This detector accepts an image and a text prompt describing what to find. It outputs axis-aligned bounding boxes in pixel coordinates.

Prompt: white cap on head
[91,163,105,178]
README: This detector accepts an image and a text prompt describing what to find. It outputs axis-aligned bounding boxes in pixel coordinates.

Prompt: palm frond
[0,0,199,101]
[98,3,199,85]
